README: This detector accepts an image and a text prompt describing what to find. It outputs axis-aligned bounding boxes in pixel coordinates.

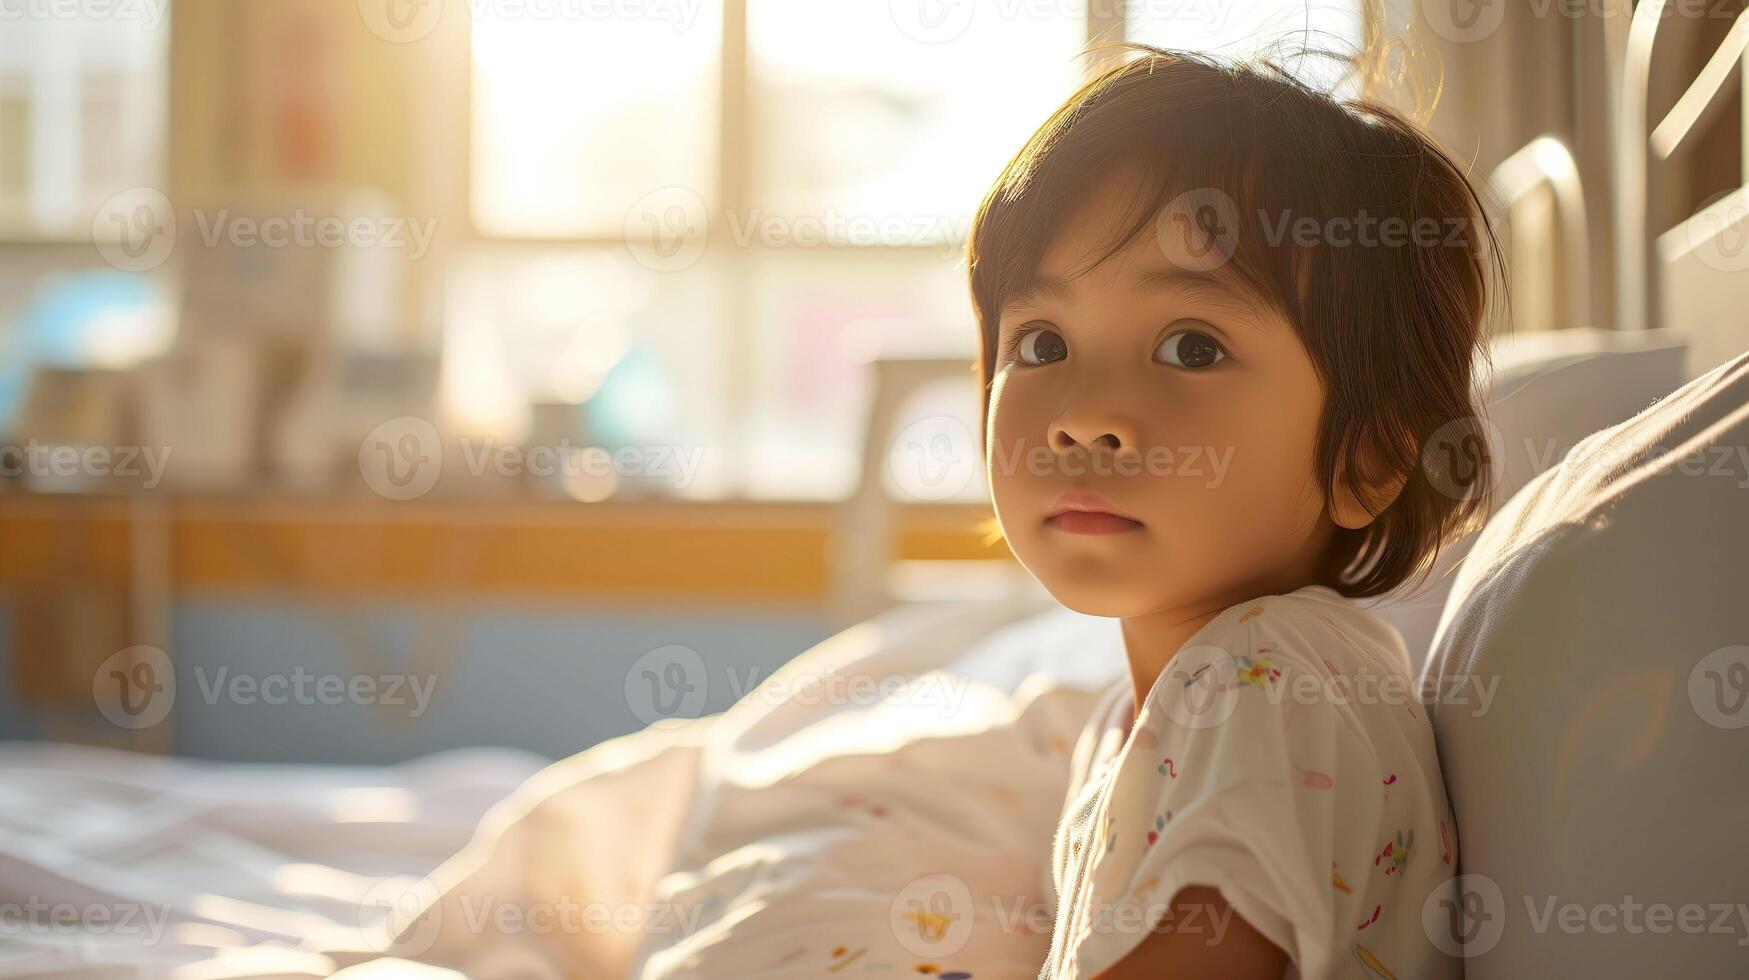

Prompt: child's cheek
[984,368,1044,510]
[1196,402,1328,554]
[983,370,1017,503]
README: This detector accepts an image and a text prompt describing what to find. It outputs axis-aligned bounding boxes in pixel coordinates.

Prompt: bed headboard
[1615,0,1749,374]
[1495,0,1749,372]
[1486,136,1591,333]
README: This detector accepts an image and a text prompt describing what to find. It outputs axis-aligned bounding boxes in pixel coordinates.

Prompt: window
[0,9,167,234]
[746,0,1084,227]
[0,9,170,432]
[1125,0,1362,60]
[469,5,723,238]
[460,0,1363,500]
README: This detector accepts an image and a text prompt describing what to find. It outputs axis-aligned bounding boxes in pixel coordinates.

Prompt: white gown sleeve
[1064,599,1392,979]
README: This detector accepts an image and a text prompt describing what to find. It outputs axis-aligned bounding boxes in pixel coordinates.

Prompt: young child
[966,48,1499,979]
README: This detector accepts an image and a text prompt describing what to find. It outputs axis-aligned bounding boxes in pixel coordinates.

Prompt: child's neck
[1118,604,1229,724]
[1117,573,1319,724]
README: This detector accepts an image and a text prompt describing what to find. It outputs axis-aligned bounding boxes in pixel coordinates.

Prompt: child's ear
[1328,431,1409,530]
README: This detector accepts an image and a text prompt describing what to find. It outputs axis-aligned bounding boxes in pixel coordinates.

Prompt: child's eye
[1012,324,1069,366]
[1154,327,1226,369]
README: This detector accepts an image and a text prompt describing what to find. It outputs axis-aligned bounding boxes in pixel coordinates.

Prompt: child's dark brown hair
[966,44,1504,599]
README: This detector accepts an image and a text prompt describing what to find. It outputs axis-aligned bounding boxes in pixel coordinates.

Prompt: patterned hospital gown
[1039,584,1463,979]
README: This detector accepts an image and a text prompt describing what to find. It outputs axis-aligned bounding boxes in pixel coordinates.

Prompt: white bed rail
[1487,135,1592,331]
[1614,0,1749,351]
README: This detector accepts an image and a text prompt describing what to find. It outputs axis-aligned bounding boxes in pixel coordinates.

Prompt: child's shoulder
[1135,584,1421,736]
[1189,583,1414,679]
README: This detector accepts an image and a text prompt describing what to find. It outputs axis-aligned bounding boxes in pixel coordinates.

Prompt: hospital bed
[7,3,1749,976]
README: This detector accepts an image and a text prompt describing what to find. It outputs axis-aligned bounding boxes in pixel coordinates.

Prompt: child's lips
[1045,510,1145,534]
[1044,491,1144,534]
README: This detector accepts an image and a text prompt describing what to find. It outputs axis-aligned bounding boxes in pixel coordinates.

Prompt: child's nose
[1048,415,1138,454]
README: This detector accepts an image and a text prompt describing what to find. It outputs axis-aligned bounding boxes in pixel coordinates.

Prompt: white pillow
[1422,350,1749,976]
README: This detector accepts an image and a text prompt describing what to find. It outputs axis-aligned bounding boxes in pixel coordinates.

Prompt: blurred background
[2,0,1741,764]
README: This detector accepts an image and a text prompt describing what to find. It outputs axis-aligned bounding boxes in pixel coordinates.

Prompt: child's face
[986,167,1339,618]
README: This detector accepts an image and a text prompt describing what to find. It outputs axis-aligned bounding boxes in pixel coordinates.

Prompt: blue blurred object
[0,270,168,432]
[586,341,675,447]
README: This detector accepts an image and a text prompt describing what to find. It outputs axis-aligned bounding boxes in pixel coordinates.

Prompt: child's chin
[1036,576,1163,619]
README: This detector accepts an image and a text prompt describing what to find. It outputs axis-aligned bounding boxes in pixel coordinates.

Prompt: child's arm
[1093,886,1287,980]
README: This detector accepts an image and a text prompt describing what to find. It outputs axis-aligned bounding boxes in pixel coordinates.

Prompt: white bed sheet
[346,597,1125,979]
[0,742,546,979]
[2,596,1127,979]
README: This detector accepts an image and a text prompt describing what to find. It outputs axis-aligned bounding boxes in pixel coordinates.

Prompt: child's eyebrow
[1133,266,1271,321]
[1001,267,1272,322]
[999,275,1075,316]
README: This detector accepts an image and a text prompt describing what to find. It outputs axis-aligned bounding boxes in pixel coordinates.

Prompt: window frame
[0,13,171,244]
[455,0,1371,498]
